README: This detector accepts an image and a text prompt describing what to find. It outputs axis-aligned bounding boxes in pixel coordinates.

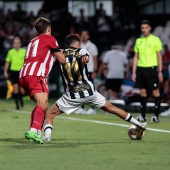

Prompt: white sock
[30,128,38,133]
[125,113,140,126]
[44,124,53,138]
[30,128,42,137]
[37,130,42,138]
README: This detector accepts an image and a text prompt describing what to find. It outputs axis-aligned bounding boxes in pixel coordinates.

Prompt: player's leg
[136,67,148,122]
[30,92,49,133]
[139,88,147,121]
[148,67,160,122]
[43,103,63,142]
[101,100,147,130]
[19,86,25,108]
[22,76,49,143]
[152,88,160,122]
[89,91,147,130]
[13,83,20,110]
[12,71,21,110]
[25,92,48,144]
[43,94,85,142]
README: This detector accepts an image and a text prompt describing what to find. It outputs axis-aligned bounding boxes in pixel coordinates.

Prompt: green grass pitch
[0,98,170,170]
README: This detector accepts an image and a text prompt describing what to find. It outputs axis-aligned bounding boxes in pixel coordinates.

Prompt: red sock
[30,106,45,131]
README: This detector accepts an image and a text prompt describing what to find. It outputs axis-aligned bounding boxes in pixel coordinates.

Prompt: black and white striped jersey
[58,47,95,99]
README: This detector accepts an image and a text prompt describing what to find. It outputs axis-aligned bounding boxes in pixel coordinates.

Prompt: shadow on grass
[0,138,130,150]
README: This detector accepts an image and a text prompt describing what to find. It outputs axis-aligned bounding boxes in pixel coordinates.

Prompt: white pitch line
[58,117,170,133]
[5,108,170,133]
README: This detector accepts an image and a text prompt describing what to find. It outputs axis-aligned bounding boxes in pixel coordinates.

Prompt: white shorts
[56,91,106,114]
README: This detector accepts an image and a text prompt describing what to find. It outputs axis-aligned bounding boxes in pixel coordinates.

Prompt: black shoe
[150,116,159,122]
[136,115,147,122]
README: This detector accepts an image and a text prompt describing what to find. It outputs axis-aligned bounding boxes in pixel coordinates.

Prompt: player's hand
[158,72,163,83]
[4,72,8,79]
[132,73,136,82]
[82,56,89,64]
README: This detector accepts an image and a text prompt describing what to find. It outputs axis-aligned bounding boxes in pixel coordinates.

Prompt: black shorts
[9,71,20,85]
[106,79,123,93]
[135,66,158,90]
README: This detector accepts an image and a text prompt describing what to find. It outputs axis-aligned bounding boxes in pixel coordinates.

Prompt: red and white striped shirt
[19,34,60,78]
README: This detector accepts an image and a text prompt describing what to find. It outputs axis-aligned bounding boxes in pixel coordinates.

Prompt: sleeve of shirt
[92,44,98,56]
[155,38,163,52]
[102,52,109,63]
[49,36,61,52]
[79,49,89,57]
[5,50,11,62]
[134,39,139,53]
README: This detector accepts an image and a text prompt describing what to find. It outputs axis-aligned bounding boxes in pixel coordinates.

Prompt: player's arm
[132,53,138,82]
[91,55,98,79]
[99,52,109,77]
[93,55,98,72]
[98,62,108,77]
[53,51,66,64]
[80,49,89,64]
[157,51,163,83]
[4,51,11,79]
[81,55,89,64]
[4,62,10,79]
[156,38,163,83]
[49,36,66,64]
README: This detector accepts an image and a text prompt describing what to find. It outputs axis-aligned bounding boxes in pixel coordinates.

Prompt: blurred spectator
[162,44,170,62]
[124,36,136,59]
[13,3,26,22]
[111,6,122,30]
[3,35,14,52]
[95,4,111,33]
[75,9,90,32]
[75,29,98,115]
[3,37,26,110]
[160,79,170,116]
[0,26,6,50]
[100,45,129,99]
[162,44,170,78]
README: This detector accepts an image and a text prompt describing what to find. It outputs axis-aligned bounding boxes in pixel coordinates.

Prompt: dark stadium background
[0,0,170,99]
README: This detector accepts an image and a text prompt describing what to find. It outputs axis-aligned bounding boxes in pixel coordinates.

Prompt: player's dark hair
[34,17,51,34]
[141,20,151,26]
[65,34,80,47]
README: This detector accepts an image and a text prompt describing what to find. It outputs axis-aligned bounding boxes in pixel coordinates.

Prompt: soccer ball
[128,124,145,140]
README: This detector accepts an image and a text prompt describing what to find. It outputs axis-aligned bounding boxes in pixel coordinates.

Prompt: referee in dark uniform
[4,37,26,110]
[132,20,163,122]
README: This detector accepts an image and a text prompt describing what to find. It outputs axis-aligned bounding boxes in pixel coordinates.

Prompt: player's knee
[102,102,116,114]
[37,101,49,110]
[42,102,49,111]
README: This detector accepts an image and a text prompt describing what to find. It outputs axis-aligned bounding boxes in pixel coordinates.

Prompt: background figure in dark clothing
[4,37,26,109]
